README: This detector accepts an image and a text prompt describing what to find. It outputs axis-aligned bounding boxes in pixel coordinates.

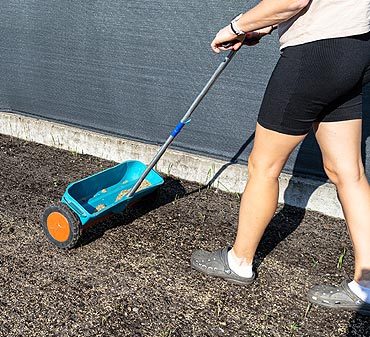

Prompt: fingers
[211,39,243,54]
[211,36,244,53]
[211,26,239,53]
[211,39,242,53]
[232,41,243,50]
[211,38,221,53]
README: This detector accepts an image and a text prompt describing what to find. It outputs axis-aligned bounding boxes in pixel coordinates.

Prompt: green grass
[289,322,300,332]
[337,248,346,270]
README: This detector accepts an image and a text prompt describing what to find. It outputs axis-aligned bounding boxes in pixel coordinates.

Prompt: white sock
[348,280,370,304]
[227,248,253,278]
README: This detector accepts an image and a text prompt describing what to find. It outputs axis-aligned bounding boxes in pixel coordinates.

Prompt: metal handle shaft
[127,49,238,197]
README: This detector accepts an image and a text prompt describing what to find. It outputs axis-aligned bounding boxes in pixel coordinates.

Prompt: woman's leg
[313,119,370,283]
[232,122,306,262]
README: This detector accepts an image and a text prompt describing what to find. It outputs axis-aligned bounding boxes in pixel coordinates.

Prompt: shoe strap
[341,280,366,304]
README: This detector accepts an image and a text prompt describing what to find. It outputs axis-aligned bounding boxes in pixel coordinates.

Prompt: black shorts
[257,32,370,135]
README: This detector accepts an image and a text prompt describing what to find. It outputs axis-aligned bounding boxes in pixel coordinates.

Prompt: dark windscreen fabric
[0,0,369,180]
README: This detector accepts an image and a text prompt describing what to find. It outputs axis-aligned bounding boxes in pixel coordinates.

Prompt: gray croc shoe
[308,280,370,316]
[191,246,255,285]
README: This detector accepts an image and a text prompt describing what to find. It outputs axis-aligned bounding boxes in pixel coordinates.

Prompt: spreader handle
[127,48,239,197]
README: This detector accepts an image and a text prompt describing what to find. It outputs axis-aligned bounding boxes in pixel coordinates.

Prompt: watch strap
[230,13,245,36]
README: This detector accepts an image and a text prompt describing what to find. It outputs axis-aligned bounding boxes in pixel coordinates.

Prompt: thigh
[313,119,364,177]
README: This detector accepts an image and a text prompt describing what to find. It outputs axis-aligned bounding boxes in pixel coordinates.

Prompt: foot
[191,246,255,285]
[308,280,370,316]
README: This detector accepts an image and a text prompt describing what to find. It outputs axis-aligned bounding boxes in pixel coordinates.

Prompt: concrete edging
[0,111,344,219]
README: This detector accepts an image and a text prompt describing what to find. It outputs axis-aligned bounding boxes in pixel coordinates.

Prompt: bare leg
[232,123,306,262]
[313,119,370,283]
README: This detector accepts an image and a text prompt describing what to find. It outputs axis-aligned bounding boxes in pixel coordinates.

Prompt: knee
[247,153,284,180]
[323,160,365,186]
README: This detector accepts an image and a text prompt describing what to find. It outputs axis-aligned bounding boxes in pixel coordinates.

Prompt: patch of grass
[50,134,56,146]
[159,328,173,337]
[167,163,173,176]
[289,322,300,332]
[205,168,212,186]
[205,164,216,187]
[198,212,206,224]
[217,180,232,194]
[337,248,346,270]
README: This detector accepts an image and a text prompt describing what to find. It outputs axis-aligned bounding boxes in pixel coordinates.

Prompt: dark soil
[0,134,369,337]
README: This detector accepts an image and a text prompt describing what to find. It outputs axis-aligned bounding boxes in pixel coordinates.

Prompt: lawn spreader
[41,47,239,249]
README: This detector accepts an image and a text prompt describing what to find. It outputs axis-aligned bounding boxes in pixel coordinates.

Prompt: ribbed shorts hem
[257,119,310,136]
[258,115,363,136]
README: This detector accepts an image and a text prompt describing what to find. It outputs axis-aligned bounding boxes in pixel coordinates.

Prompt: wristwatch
[230,13,246,36]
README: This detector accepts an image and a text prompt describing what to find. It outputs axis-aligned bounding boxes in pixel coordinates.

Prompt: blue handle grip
[171,119,191,137]
[171,122,185,137]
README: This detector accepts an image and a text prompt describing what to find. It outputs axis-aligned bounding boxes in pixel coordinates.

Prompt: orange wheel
[47,212,71,242]
[41,202,81,249]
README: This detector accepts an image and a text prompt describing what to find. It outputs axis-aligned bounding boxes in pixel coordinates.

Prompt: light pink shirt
[279,0,370,49]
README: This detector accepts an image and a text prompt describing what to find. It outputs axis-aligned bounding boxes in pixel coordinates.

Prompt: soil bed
[0,134,369,337]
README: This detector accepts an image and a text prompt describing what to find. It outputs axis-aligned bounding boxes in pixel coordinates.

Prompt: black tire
[40,202,81,249]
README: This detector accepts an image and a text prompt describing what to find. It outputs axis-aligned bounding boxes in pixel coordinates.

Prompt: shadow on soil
[78,177,186,247]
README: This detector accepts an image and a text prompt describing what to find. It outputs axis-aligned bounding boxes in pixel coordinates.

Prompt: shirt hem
[279,27,370,50]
